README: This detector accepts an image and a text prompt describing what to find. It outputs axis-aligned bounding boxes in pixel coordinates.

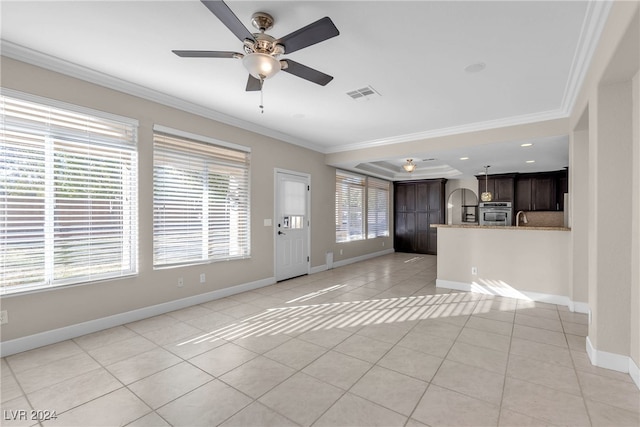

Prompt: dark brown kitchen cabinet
[394,179,446,255]
[395,212,416,252]
[515,176,554,211]
[476,174,515,203]
[515,171,566,212]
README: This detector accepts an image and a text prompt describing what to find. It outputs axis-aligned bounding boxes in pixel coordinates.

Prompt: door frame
[274,168,311,281]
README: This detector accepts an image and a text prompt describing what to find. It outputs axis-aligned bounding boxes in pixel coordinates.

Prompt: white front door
[275,171,309,281]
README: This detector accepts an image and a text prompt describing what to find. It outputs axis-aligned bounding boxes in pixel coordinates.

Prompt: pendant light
[481,165,493,202]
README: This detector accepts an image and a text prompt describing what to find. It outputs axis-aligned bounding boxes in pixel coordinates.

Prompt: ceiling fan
[173,0,340,92]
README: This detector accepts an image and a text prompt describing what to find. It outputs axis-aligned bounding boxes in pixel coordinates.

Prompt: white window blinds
[1,93,138,295]
[367,177,390,238]
[153,131,250,267]
[335,170,365,242]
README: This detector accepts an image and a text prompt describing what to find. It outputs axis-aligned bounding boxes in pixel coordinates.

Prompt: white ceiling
[1,1,609,179]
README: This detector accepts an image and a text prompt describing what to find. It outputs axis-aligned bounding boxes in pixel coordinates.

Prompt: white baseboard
[570,301,590,314]
[333,248,395,269]
[436,279,580,311]
[309,249,394,275]
[0,276,275,357]
[585,336,640,390]
[309,264,328,275]
[629,356,640,390]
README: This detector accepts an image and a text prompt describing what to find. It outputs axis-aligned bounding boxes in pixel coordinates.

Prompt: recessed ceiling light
[521,143,533,147]
[526,160,535,163]
[459,157,469,160]
[464,62,486,73]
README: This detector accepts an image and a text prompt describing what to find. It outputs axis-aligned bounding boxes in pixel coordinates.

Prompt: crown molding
[0,40,326,154]
[559,0,612,115]
[324,109,567,154]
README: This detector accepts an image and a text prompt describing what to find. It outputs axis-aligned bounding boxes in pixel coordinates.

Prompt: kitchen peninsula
[432,224,584,312]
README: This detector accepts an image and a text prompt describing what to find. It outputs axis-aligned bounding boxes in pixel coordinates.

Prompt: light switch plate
[264,219,272,226]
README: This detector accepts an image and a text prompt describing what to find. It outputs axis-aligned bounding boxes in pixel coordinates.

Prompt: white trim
[0,276,275,357]
[559,0,612,116]
[630,357,640,390]
[310,264,328,274]
[333,248,395,269]
[436,279,584,312]
[436,279,471,293]
[569,300,590,314]
[1,87,139,127]
[153,124,251,153]
[586,336,639,389]
[325,110,566,154]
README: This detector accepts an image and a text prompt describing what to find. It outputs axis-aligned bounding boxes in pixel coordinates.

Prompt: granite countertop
[431,224,571,231]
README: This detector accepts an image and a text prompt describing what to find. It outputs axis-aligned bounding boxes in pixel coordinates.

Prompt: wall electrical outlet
[471,267,478,275]
[200,273,206,284]
[0,310,8,325]
[178,277,184,287]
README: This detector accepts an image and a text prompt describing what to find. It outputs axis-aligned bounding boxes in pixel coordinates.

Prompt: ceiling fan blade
[245,75,262,91]
[173,50,240,58]
[281,59,333,86]
[200,0,255,42]
[276,17,339,54]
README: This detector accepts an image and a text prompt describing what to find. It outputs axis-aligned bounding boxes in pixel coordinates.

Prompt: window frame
[1,89,139,295]
[152,125,251,269]
[335,170,390,243]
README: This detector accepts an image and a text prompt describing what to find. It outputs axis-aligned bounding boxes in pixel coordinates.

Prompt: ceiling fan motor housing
[251,12,274,32]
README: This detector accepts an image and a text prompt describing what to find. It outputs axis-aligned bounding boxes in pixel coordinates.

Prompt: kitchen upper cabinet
[394,179,446,255]
[476,174,515,203]
[515,176,554,211]
[514,170,567,212]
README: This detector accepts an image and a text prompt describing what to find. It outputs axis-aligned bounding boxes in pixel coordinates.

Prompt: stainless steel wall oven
[479,202,512,226]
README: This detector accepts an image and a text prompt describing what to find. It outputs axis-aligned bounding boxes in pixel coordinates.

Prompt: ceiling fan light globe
[243,53,281,79]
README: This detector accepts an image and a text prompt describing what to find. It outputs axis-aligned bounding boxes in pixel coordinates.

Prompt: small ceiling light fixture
[481,165,492,202]
[403,159,417,173]
[460,157,469,160]
[526,160,536,163]
[521,143,533,147]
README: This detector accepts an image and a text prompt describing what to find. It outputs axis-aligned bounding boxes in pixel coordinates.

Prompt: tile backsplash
[519,211,564,227]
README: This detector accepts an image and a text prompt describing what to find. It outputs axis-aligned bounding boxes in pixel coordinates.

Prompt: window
[335,171,365,242]
[336,170,389,242]
[1,92,138,295]
[367,177,390,238]
[153,127,250,268]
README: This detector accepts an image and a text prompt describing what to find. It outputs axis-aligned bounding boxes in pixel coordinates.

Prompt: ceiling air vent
[346,86,380,101]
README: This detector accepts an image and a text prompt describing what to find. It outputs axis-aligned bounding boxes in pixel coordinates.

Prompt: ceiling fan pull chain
[259,77,265,114]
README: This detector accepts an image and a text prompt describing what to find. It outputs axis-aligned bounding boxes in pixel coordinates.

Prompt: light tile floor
[2,253,639,426]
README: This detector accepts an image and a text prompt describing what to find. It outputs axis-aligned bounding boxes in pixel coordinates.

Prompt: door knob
[278,231,286,235]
